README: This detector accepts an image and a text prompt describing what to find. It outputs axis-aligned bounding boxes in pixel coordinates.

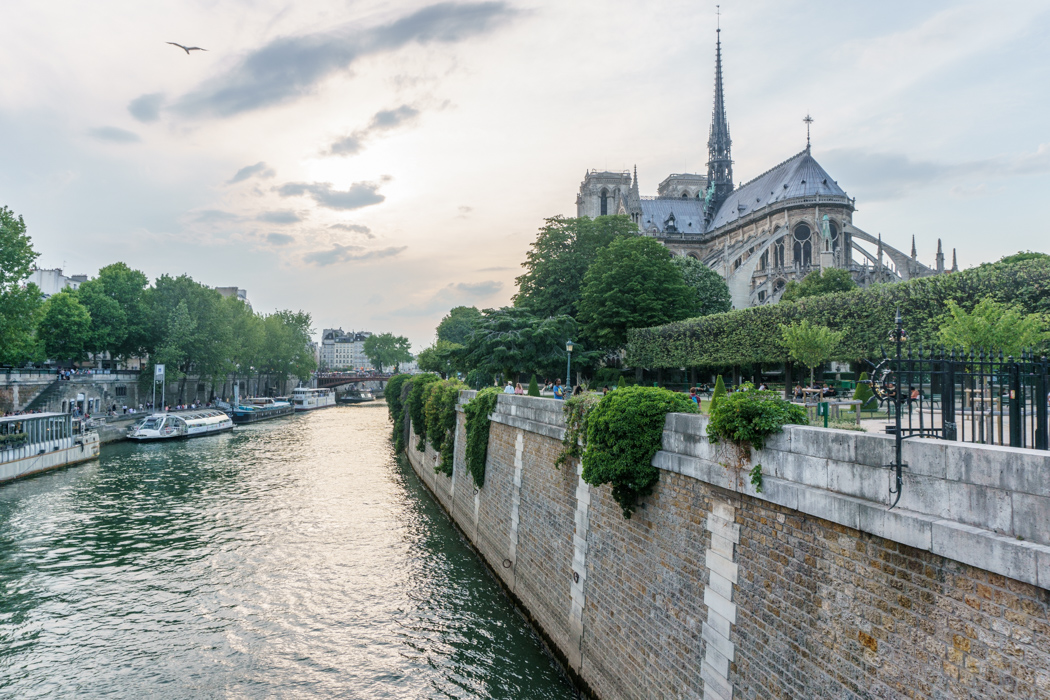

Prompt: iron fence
[870,346,1049,451]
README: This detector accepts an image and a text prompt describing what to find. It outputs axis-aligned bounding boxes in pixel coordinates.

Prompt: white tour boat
[1,412,100,484]
[291,386,337,411]
[128,409,233,441]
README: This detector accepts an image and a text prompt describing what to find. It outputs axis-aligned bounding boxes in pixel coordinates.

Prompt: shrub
[852,372,875,413]
[710,375,727,413]
[0,432,27,448]
[616,376,626,389]
[557,392,601,468]
[827,419,866,432]
[582,386,698,519]
[463,387,500,488]
[385,373,410,427]
[707,384,808,458]
[424,379,466,474]
[528,375,540,397]
[627,257,1050,368]
[407,373,442,451]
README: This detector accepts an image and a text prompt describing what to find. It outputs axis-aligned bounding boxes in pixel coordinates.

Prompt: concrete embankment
[404,392,1050,700]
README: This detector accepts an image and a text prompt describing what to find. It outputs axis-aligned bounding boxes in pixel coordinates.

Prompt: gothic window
[682,192,689,198]
[829,221,840,251]
[793,224,812,267]
[600,189,609,216]
[773,238,786,268]
[759,250,768,271]
[664,213,678,233]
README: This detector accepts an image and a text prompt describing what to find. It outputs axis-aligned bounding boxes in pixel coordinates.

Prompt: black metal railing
[870,345,1049,452]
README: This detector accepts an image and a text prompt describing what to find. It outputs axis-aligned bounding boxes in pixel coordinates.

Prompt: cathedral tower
[705,23,733,221]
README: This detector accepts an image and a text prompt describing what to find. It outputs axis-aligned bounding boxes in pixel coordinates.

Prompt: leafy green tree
[527,375,540,396]
[780,268,857,303]
[416,339,463,378]
[938,298,1048,356]
[261,310,317,388]
[514,215,637,318]
[153,299,197,393]
[779,320,844,387]
[710,375,727,413]
[1000,251,1050,265]
[670,255,732,316]
[76,280,127,358]
[93,263,151,359]
[852,371,875,413]
[38,290,92,362]
[460,306,578,380]
[436,306,482,345]
[0,205,43,365]
[363,332,412,372]
[578,236,697,348]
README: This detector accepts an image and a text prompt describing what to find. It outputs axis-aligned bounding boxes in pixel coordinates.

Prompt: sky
[2,0,1049,351]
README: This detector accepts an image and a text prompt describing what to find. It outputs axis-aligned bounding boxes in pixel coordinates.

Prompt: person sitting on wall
[793,384,804,400]
[503,382,515,394]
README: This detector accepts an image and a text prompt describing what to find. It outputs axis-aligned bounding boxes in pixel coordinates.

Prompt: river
[0,405,574,698]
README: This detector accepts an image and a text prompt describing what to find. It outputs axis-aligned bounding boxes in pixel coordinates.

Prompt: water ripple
[0,406,573,699]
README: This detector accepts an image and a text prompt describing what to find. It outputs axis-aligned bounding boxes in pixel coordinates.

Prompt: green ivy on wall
[407,373,442,451]
[463,387,500,489]
[424,379,466,475]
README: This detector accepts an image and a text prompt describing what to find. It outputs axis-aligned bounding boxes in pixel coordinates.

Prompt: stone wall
[403,393,1050,699]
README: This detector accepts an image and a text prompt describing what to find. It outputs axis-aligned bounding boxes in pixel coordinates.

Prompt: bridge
[315,373,394,390]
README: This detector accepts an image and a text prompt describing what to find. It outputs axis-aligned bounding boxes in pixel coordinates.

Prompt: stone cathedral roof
[707,150,848,230]
[639,199,706,234]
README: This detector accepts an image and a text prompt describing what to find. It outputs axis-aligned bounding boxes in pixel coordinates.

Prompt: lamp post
[565,340,574,392]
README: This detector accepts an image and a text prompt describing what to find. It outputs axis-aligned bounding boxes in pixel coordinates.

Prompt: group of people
[501,379,585,400]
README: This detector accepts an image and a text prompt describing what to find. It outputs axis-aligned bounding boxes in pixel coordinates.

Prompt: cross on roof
[803,114,814,150]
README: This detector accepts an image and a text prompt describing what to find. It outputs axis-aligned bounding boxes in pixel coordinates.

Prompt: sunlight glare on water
[0,405,573,699]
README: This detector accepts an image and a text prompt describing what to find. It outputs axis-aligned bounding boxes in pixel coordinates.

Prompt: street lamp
[565,340,574,392]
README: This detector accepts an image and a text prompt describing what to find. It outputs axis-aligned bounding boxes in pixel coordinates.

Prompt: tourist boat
[291,386,336,411]
[337,388,375,404]
[230,397,294,424]
[1,412,100,484]
[128,409,233,441]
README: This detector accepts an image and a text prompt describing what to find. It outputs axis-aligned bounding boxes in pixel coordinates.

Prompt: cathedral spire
[936,238,945,273]
[705,14,733,220]
[911,235,917,259]
[952,248,959,273]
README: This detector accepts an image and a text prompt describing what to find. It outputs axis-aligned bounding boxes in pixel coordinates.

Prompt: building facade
[28,268,86,298]
[319,329,374,371]
[576,27,956,308]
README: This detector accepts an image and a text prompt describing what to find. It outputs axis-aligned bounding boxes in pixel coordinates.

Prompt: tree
[514,215,637,318]
[460,306,579,381]
[710,375,727,413]
[1000,251,1050,265]
[76,279,127,358]
[779,320,844,387]
[780,268,857,303]
[938,298,1048,356]
[436,306,482,345]
[93,263,150,359]
[363,333,412,372]
[0,205,43,365]
[416,339,462,378]
[527,375,540,396]
[670,255,732,316]
[578,236,698,348]
[852,371,875,414]
[38,290,92,362]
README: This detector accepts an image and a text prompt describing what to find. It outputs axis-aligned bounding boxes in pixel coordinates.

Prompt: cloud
[89,126,141,143]
[256,210,301,224]
[228,161,276,184]
[329,223,374,237]
[303,244,406,266]
[477,266,513,272]
[127,93,165,123]
[189,209,241,223]
[277,181,386,210]
[457,205,473,218]
[823,143,1050,201]
[390,279,502,316]
[326,104,421,156]
[267,232,295,245]
[173,2,516,118]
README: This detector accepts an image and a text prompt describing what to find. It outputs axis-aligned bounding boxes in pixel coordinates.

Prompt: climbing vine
[557,392,600,468]
[463,387,500,489]
[581,386,697,519]
[424,379,466,475]
[407,373,442,451]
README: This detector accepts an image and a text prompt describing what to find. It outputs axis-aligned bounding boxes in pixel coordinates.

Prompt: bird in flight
[167,42,207,54]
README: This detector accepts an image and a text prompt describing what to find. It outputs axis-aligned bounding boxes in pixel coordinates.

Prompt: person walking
[553,379,564,400]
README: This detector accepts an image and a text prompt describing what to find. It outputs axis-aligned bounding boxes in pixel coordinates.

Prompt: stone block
[946,481,1012,534]
[1011,492,1050,546]
[854,499,936,551]
[852,431,896,468]
[706,514,741,543]
[705,609,732,640]
[773,450,829,490]
[708,569,734,600]
[701,660,733,700]
[788,424,856,463]
[1038,548,1050,589]
[752,475,801,511]
[896,474,952,520]
[902,438,948,479]
[931,520,1040,588]
[706,550,738,585]
[705,640,731,678]
[945,443,1050,497]
[702,622,735,661]
[796,485,860,531]
[826,460,892,504]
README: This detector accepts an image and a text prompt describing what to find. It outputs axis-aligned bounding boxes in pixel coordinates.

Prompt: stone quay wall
[403,393,1050,699]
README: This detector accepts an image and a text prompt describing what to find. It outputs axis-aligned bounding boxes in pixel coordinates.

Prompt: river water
[0,405,573,698]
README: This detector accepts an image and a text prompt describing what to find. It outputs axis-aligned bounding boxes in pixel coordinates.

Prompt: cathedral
[576,27,955,309]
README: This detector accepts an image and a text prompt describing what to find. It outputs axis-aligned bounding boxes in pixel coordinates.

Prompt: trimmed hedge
[627,258,1050,368]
